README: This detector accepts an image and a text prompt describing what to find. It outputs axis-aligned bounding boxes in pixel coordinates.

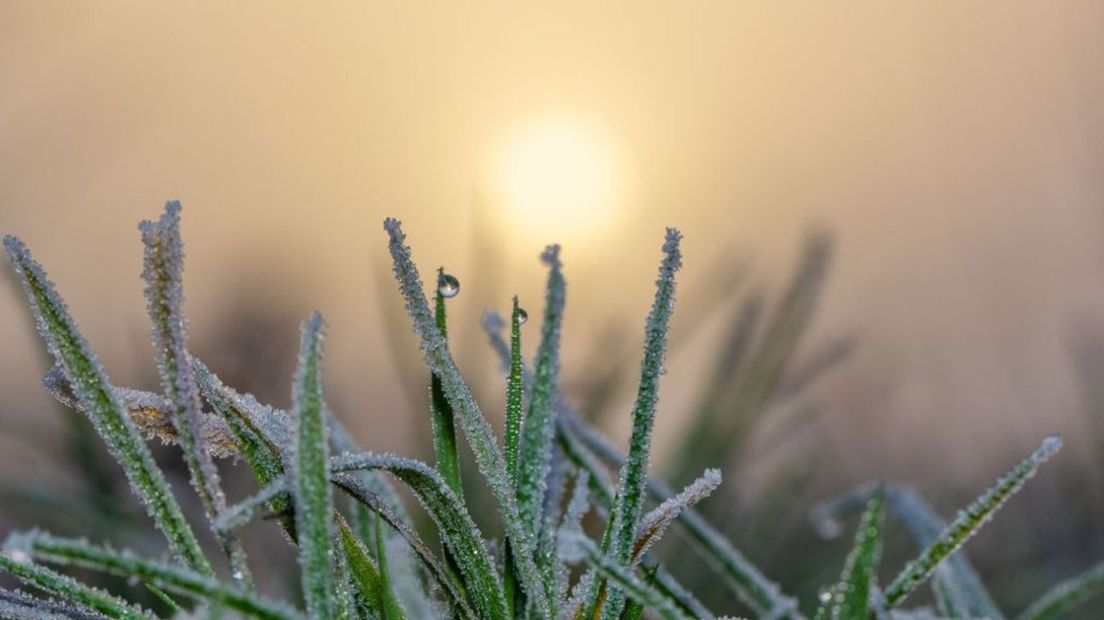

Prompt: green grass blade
[383,218,553,617]
[338,514,408,620]
[505,298,526,485]
[1016,561,1104,620]
[559,529,691,620]
[193,357,296,539]
[561,416,802,619]
[431,270,463,495]
[140,202,252,589]
[483,314,800,618]
[622,565,660,620]
[885,436,1064,608]
[824,487,885,619]
[811,482,1004,619]
[333,473,478,620]
[292,313,337,618]
[145,582,182,614]
[0,547,152,619]
[504,297,526,618]
[0,586,110,620]
[3,235,212,576]
[16,532,302,620]
[516,246,566,539]
[631,468,721,566]
[372,511,406,620]
[587,228,682,619]
[332,452,508,620]
[888,486,1004,619]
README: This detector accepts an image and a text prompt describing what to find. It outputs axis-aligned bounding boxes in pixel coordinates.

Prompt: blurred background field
[2,2,1104,616]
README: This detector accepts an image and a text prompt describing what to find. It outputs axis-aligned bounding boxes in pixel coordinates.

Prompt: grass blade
[292,313,337,618]
[14,531,301,620]
[811,482,1004,619]
[1016,561,1104,620]
[338,514,408,620]
[483,312,800,618]
[333,474,478,620]
[503,297,527,617]
[140,202,252,589]
[885,436,1064,608]
[559,529,691,620]
[631,468,721,565]
[1,545,152,619]
[587,228,682,619]
[516,245,566,539]
[332,452,508,620]
[823,487,885,619]
[193,357,296,539]
[430,269,463,495]
[0,587,110,620]
[3,235,212,576]
[505,298,526,485]
[383,217,553,616]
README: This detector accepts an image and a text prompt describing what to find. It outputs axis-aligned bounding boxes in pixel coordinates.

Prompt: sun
[491,117,624,245]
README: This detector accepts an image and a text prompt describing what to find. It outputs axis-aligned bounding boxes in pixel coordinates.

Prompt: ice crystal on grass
[20,532,301,620]
[885,436,1064,608]
[632,468,721,565]
[588,228,682,619]
[1016,560,1104,620]
[291,313,337,619]
[516,244,566,545]
[3,235,211,577]
[383,217,554,617]
[332,451,508,619]
[44,364,240,458]
[822,488,885,620]
[0,587,109,620]
[1,209,1095,620]
[140,202,252,589]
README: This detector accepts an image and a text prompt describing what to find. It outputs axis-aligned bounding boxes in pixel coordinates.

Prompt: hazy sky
[2,2,1104,489]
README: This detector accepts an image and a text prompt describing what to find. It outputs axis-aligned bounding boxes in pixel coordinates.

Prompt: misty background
[2,2,1104,615]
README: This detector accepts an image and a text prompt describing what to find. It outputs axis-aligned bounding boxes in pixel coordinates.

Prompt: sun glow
[492,118,624,244]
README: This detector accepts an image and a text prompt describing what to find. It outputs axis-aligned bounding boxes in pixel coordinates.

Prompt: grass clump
[0,203,1099,619]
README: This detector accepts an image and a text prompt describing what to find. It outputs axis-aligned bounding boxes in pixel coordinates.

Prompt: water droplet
[818,586,833,603]
[517,308,528,324]
[438,273,460,298]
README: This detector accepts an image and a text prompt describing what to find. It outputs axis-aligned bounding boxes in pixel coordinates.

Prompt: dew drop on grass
[517,308,528,324]
[438,273,460,298]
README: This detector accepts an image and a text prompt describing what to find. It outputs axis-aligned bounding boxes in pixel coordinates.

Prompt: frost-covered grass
[0,202,1101,619]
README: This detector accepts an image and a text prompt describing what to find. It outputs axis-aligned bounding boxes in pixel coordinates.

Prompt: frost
[516,244,566,545]
[45,365,240,459]
[632,468,721,565]
[216,478,290,532]
[884,436,1064,608]
[823,488,885,620]
[140,203,251,588]
[21,532,300,620]
[1017,560,1104,620]
[559,528,690,620]
[290,312,337,618]
[331,451,507,619]
[0,587,108,620]
[3,235,211,577]
[333,473,477,619]
[484,304,796,618]
[384,218,553,617]
[589,228,682,619]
